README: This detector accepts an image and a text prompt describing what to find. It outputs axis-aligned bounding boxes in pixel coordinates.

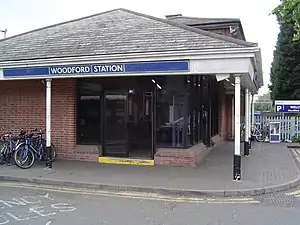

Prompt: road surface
[1,182,300,225]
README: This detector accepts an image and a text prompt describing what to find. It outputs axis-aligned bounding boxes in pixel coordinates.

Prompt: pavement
[0,141,300,197]
[1,182,300,225]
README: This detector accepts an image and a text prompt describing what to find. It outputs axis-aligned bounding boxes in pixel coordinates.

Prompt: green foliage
[273,0,300,40]
[255,92,273,112]
[292,134,300,142]
[269,21,300,100]
[254,103,273,112]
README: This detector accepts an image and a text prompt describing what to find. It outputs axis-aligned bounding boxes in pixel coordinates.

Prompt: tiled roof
[0,8,256,62]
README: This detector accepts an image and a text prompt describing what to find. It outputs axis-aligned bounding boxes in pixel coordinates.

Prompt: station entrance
[76,77,156,159]
[77,74,221,161]
[103,89,155,158]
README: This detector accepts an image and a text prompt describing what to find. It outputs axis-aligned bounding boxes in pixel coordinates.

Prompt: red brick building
[0,9,263,167]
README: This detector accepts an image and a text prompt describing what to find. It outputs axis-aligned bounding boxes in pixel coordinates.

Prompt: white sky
[0,0,280,95]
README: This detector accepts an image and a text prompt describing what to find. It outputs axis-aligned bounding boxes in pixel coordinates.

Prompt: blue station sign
[2,60,190,78]
[275,100,300,113]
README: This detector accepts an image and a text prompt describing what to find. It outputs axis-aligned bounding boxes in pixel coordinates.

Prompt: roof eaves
[168,16,241,25]
[120,9,256,47]
[183,16,241,22]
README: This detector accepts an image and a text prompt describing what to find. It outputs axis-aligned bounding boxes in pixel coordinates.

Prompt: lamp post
[0,29,7,39]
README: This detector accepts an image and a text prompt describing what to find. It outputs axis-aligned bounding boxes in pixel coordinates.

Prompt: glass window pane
[77,79,102,145]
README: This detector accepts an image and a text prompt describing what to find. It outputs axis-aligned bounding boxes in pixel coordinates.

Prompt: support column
[195,76,199,143]
[207,76,212,146]
[251,93,255,136]
[233,75,241,180]
[244,88,250,156]
[45,79,52,169]
[248,93,252,151]
[151,85,157,159]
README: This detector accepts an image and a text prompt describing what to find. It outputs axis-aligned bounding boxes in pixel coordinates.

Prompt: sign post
[274,100,300,142]
[275,100,300,113]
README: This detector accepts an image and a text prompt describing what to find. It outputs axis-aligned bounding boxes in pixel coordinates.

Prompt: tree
[269,21,300,100]
[273,0,300,40]
[254,92,273,112]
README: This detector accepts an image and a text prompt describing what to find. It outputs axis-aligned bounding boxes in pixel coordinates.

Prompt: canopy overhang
[0,47,263,93]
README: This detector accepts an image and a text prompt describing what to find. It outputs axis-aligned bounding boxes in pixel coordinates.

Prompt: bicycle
[251,123,266,142]
[240,122,245,142]
[14,129,56,169]
[0,129,26,165]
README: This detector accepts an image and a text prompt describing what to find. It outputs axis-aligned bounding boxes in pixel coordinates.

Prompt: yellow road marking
[285,190,300,196]
[206,198,254,201]
[0,182,259,204]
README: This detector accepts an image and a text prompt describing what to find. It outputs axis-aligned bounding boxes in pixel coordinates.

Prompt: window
[76,79,103,145]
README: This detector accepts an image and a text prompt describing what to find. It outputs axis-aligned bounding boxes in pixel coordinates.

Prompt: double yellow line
[0,182,259,204]
[285,189,300,197]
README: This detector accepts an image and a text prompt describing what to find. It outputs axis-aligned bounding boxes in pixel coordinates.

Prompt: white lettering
[39,193,54,201]
[75,67,80,73]
[51,203,76,212]
[20,196,41,204]
[117,64,123,71]
[50,67,59,74]
[93,65,100,73]
[276,105,282,112]
[290,105,300,109]
[62,68,68,73]
[30,206,56,217]
[0,195,77,225]
[0,198,26,208]
[0,215,8,225]
[50,66,91,74]
[50,64,126,75]
[92,64,124,73]
[6,212,30,222]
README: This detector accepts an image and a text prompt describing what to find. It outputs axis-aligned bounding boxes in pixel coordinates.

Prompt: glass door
[102,91,129,157]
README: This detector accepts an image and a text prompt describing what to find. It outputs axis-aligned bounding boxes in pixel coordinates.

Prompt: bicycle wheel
[255,132,265,142]
[0,145,6,165]
[13,144,35,169]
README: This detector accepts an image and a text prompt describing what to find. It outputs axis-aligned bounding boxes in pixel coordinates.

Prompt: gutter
[0,47,261,68]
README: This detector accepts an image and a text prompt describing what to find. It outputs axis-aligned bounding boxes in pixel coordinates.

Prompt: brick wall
[210,28,231,37]
[0,79,98,162]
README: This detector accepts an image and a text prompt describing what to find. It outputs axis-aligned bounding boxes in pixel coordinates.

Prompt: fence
[254,112,300,141]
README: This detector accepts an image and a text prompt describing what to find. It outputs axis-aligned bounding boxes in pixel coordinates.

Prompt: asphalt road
[1,182,300,225]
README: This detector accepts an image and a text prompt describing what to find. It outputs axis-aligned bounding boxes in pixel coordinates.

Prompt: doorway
[102,91,129,157]
[102,80,156,159]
